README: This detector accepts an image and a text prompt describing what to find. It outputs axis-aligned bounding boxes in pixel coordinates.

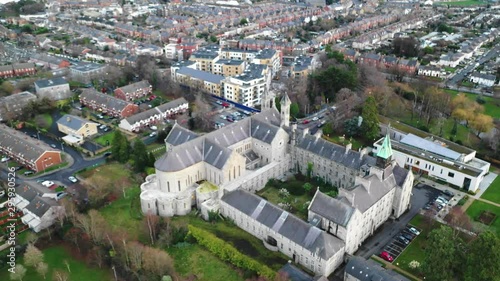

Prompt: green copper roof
[377,134,393,159]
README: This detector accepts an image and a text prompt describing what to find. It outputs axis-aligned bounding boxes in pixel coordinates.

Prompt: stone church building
[140,94,413,277]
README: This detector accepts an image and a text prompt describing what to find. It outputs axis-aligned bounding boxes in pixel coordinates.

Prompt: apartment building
[222,64,270,107]
[34,77,71,101]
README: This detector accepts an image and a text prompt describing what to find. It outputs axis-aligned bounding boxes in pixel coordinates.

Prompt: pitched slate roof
[57,114,96,131]
[156,109,283,172]
[295,132,376,170]
[165,123,199,146]
[115,80,151,94]
[176,67,225,84]
[345,257,410,281]
[344,170,397,213]
[25,196,58,218]
[0,124,58,164]
[80,88,133,112]
[124,98,188,125]
[309,191,355,227]
[222,190,344,259]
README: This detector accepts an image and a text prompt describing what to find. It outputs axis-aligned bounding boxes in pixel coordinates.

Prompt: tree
[10,264,27,281]
[360,96,379,140]
[142,247,175,280]
[111,130,130,163]
[0,81,14,96]
[303,183,313,193]
[470,113,494,137]
[465,231,500,281]
[144,212,160,245]
[290,102,299,118]
[36,262,49,280]
[52,270,69,281]
[132,139,148,172]
[344,117,360,137]
[422,226,460,281]
[240,18,248,25]
[24,244,44,267]
[392,37,419,57]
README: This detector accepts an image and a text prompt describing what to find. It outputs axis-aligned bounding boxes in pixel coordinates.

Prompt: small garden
[465,200,500,235]
[480,176,500,204]
[257,174,338,220]
[94,132,115,147]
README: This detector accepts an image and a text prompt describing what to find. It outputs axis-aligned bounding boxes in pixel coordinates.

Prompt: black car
[103,152,112,157]
[401,232,415,241]
[443,190,454,197]
[14,166,22,171]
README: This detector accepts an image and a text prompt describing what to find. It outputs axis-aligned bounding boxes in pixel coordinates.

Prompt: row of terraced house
[0,63,36,79]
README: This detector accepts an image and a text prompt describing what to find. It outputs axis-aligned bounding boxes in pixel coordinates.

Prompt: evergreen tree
[465,231,500,281]
[360,96,380,140]
[422,226,460,281]
[148,152,156,167]
[132,139,148,172]
[111,130,124,160]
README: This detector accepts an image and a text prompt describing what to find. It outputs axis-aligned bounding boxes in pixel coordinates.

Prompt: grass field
[465,200,500,235]
[94,132,115,147]
[172,215,289,271]
[0,246,112,281]
[445,89,500,119]
[168,243,244,281]
[435,0,487,6]
[38,113,53,129]
[79,163,130,182]
[257,185,311,220]
[481,176,500,204]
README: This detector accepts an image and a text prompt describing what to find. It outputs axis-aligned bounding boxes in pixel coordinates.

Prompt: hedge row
[188,225,276,280]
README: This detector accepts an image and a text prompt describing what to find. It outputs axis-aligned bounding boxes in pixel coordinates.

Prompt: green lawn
[0,246,112,281]
[257,185,312,220]
[79,163,130,182]
[435,0,486,6]
[100,185,144,241]
[465,200,500,235]
[94,132,114,147]
[445,89,500,119]
[394,215,434,276]
[172,215,289,271]
[444,66,456,73]
[481,176,500,204]
[167,243,244,281]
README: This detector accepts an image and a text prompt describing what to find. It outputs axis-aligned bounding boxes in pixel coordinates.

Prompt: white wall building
[470,72,496,87]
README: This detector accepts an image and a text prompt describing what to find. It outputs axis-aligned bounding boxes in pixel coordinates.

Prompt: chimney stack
[302,127,309,138]
[314,129,322,141]
[345,143,352,154]
[66,116,71,122]
[359,147,367,160]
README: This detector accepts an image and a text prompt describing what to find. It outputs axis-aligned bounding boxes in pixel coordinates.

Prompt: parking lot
[380,224,422,262]
[210,98,255,129]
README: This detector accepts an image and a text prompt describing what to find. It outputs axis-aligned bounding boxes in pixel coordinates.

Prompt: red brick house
[0,125,62,173]
[80,89,139,118]
[13,63,36,76]
[114,80,152,101]
[0,65,14,78]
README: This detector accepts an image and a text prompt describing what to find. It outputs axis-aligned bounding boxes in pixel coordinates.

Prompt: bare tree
[52,270,69,281]
[126,241,145,278]
[36,262,49,280]
[88,209,107,245]
[25,232,38,245]
[10,264,27,281]
[24,244,44,268]
[144,212,160,245]
[142,247,175,279]
[445,206,473,237]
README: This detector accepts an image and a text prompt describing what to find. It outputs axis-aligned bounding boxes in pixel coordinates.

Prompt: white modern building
[374,127,490,192]
[34,77,71,101]
[470,72,496,87]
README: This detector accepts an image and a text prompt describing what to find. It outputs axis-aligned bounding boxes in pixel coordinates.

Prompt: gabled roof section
[345,256,410,281]
[57,114,96,131]
[251,118,279,144]
[377,134,393,160]
[309,191,355,227]
[222,190,344,259]
[25,197,58,218]
[165,123,199,146]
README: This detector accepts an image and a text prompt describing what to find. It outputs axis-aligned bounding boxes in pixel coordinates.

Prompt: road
[447,44,500,85]
[1,128,105,187]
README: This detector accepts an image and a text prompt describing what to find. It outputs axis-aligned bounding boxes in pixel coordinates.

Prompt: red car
[302,120,310,124]
[380,251,393,262]
[148,95,157,100]
[222,102,230,107]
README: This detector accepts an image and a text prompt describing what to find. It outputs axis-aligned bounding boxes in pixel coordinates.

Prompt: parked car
[443,190,454,197]
[397,236,409,245]
[13,166,22,171]
[401,232,414,241]
[99,124,107,130]
[219,115,226,119]
[302,120,310,124]
[103,152,112,157]
[380,251,393,262]
[149,132,157,137]
[1,156,10,162]
[222,102,230,107]
[103,128,110,132]
[407,227,421,235]
[312,116,319,121]
[227,117,234,122]
[216,100,223,105]
[41,181,54,187]
[50,144,57,149]
[68,176,78,183]
[24,171,34,176]
[317,120,326,128]
[97,114,104,119]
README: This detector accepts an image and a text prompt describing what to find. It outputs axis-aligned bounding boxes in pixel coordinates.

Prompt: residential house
[79,88,139,118]
[14,183,64,233]
[417,65,445,78]
[12,63,36,76]
[34,77,71,101]
[56,114,99,138]
[358,53,381,67]
[470,72,496,87]
[114,80,152,101]
[0,91,37,121]
[398,59,419,74]
[0,124,62,172]
[29,54,70,70]
[0,65,15,78]
[119,98,188,132]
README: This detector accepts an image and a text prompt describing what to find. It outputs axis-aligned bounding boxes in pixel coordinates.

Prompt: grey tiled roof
[25,196,58,218]
[393,165,409,187]
[34,77,68,89]
[56,114,95,131]
[309,191,355,227]
[80,88,133,112]
[295,133,376,170]
[165,123,199,146]
[0,124,58,164]
[124,98,188,125]
[222,189,345,259]
[15,184,41,202]
[251,118,279,144]
[176,67,225,84]
[116,80,151,94]
[345,257,410,281]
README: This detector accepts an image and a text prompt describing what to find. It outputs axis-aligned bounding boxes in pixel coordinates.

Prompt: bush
[467,190,476,195]
[188,225,276,280]
[476,97,486,104]
[286,181,305,196]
